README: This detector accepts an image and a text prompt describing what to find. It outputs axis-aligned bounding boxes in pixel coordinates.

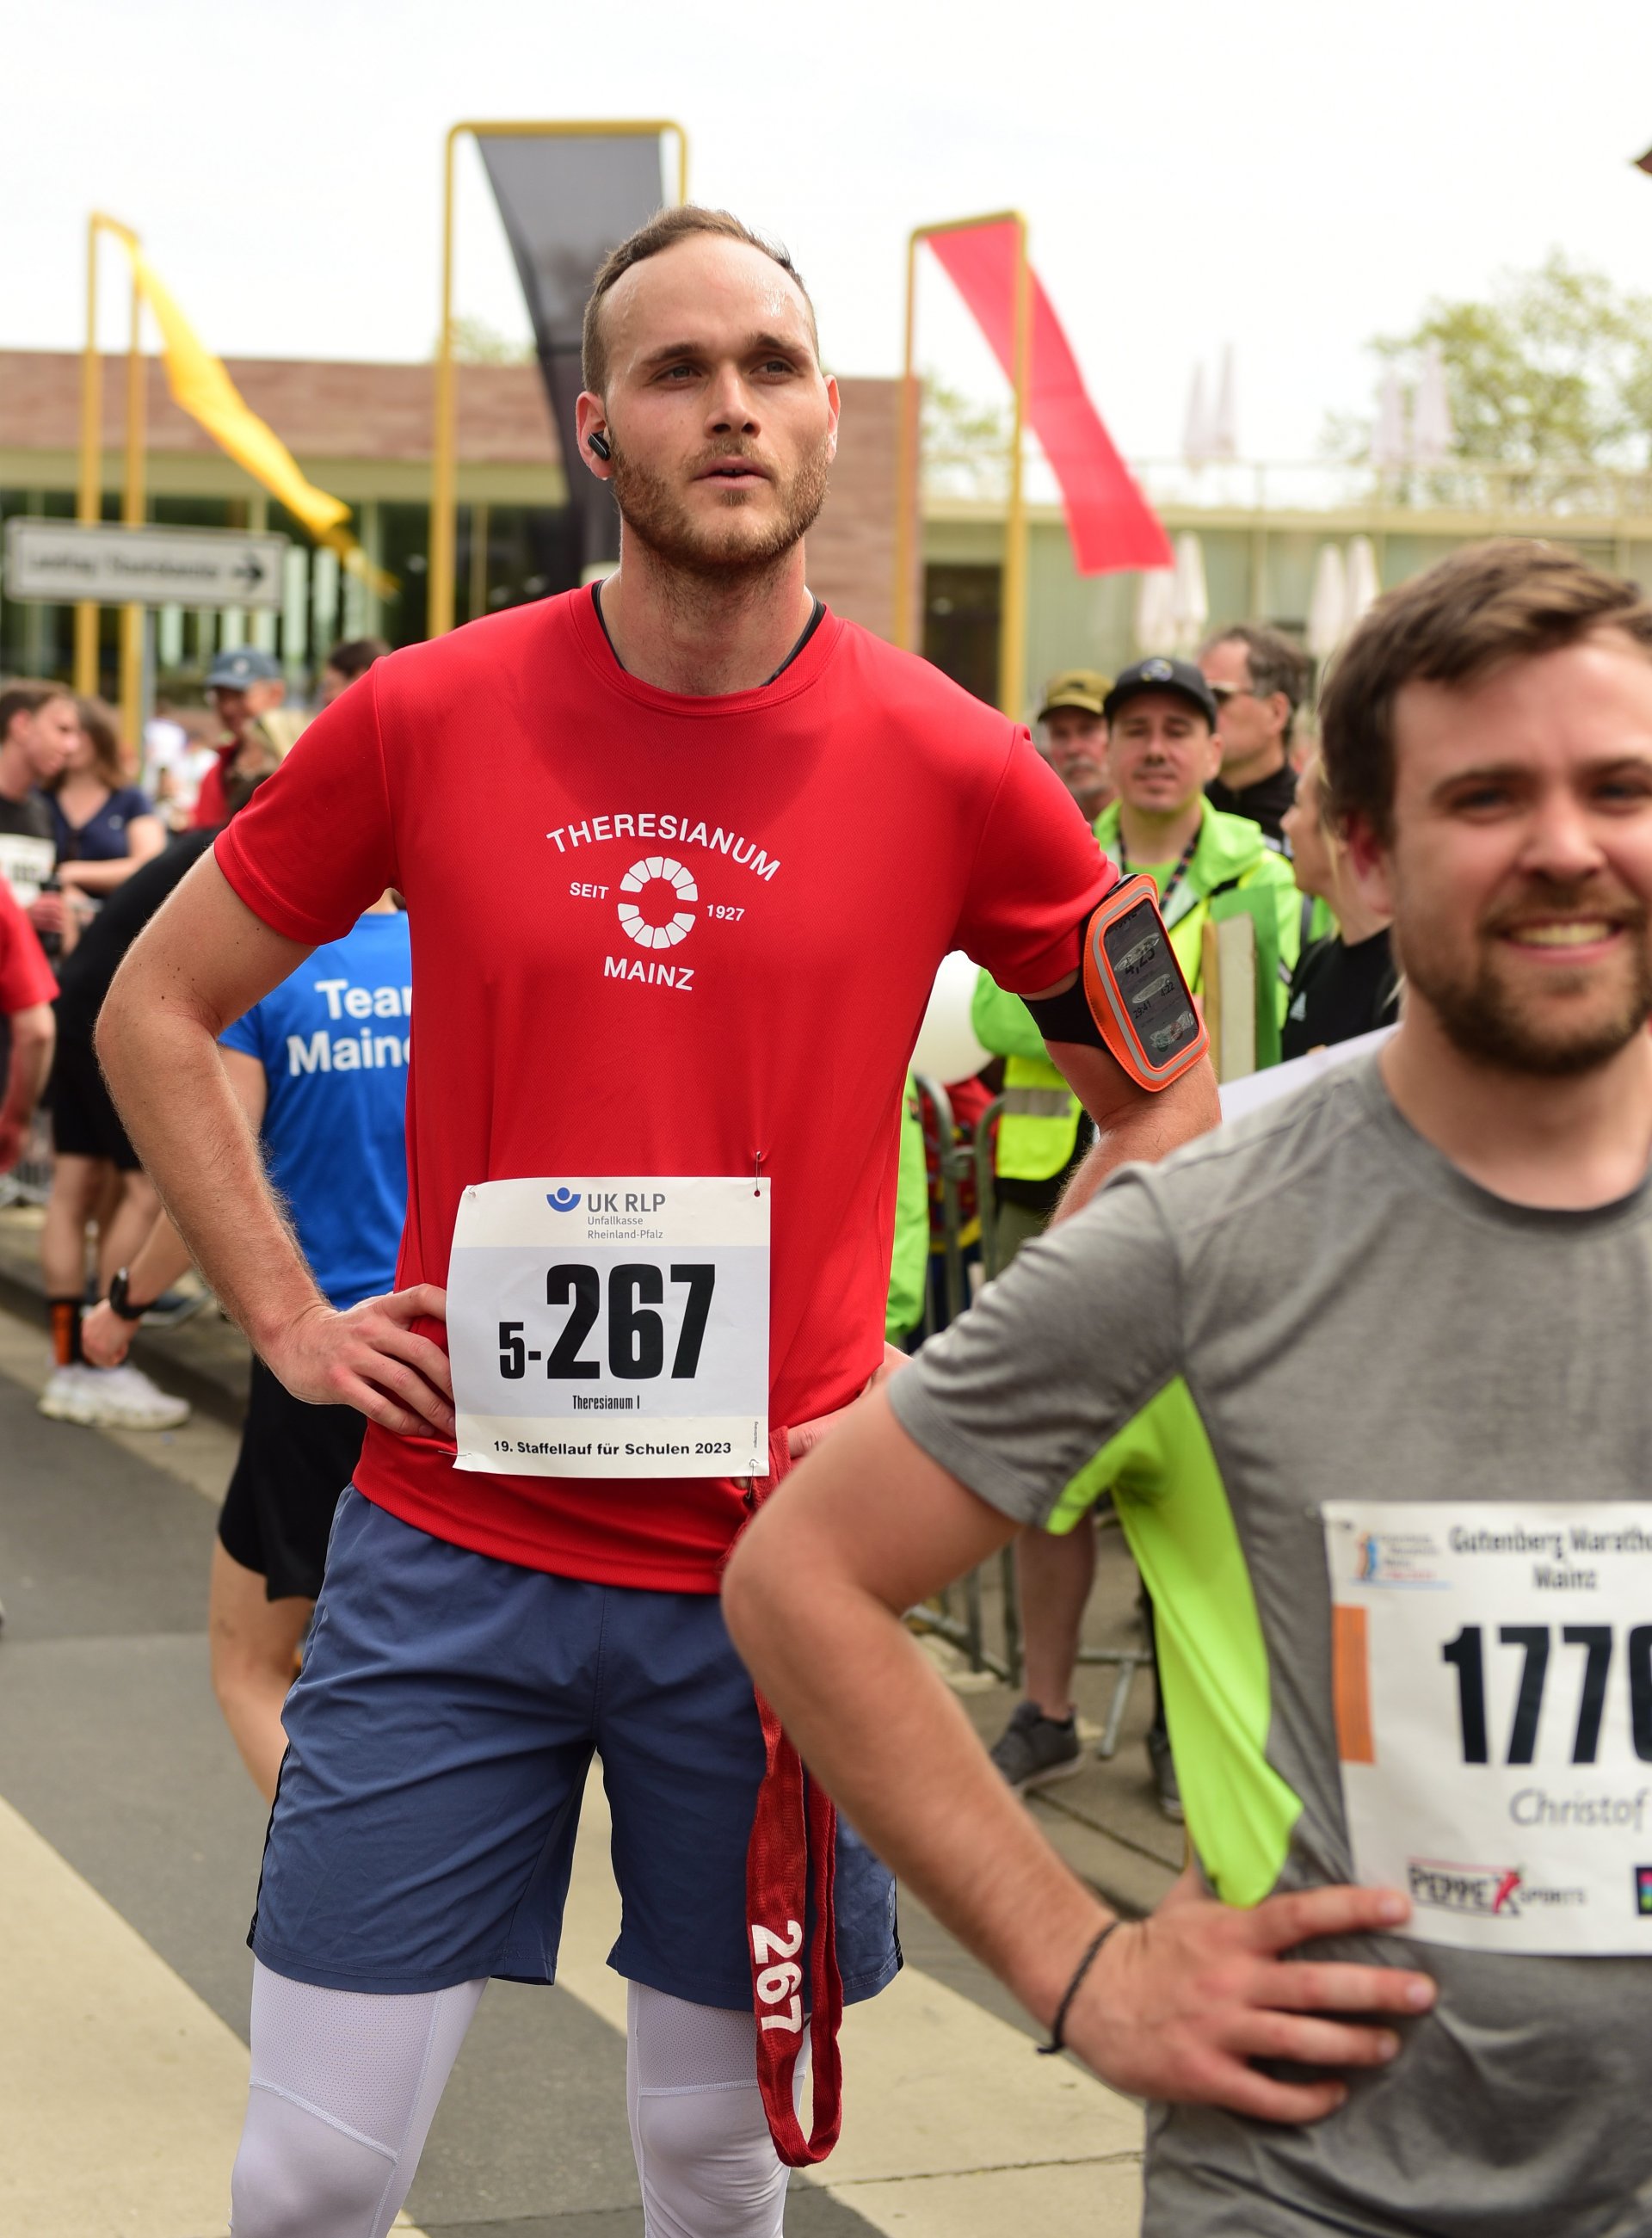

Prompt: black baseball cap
[1102,655,1217,728]
[206,646,282,689]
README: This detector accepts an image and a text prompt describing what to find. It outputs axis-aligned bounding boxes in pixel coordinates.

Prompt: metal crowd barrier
[907,1076,1022,1686]
[907,1076,1153,1739]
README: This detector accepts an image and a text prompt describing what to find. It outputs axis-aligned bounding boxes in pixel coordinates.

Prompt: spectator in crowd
[1032,667,1114,823]
[145,700,223,832]
[191,648,287,829]
[1281,751,1399,1060]
[885,1076,930,1350]
[83,890,410,1800]
[317,636,390,708]
[0,869,57,1175]
[37,725,288,1433]
[0,683,78,950]
[971,669,1113,1273]
[47,697,165,903]
[986,655,1299,1816]
[1198,622,1310,843]
[1096,657,1301,1051]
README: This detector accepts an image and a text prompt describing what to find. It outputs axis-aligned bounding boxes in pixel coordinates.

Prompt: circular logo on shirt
[617,856,698,950]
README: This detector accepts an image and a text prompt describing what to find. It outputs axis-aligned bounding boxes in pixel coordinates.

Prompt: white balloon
[912,952,991,1084]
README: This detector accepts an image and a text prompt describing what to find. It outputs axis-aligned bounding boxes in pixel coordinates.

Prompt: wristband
[108,1268,155,1323]
[1035,1920,1119,2056]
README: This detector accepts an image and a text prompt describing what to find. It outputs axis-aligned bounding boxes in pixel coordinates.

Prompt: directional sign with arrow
[2,520,291,612]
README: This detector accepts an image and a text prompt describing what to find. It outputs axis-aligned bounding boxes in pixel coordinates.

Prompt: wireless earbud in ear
[588,431,612,461]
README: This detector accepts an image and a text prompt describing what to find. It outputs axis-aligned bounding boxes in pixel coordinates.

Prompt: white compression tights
[229,1962,795,2238]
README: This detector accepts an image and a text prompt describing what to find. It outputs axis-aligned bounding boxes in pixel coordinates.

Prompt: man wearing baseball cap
[1033,668,1114,825]
[192,647,287,831]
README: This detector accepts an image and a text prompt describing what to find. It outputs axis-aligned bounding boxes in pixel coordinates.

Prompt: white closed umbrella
[1209,344,1238,461]
[1412,341,1455,467]
[1344,536,1381,630]
[1172,531,1209,652]
[1370,367,1409,472]
[1182,364,1211,468]
[1308,544,1350,662]
[1134,567,1179,652]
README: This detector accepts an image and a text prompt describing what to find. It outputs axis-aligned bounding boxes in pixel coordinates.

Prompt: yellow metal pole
[119,269,146,751]
[75,214,103,694]
[997,217,1032,721]
[891,228,922,650]
[428,126,461,638]
[428,120,689,639]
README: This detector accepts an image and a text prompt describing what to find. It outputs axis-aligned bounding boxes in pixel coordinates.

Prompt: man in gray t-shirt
[727,539,1652,2235]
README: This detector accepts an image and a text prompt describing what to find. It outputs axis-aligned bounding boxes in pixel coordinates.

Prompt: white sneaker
[69,1362,191,1430]
[38,1364,95,1423]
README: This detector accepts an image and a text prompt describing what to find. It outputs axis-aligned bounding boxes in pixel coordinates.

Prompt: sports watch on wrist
[108,1268,155,1323]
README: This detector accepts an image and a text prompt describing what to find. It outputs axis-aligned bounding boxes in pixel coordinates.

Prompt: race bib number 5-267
[447,1176,769,1479]
[1325,1500,1652,1955]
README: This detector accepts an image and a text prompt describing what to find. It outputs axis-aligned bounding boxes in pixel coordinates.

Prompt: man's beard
[607,439,831,582]
[1398,875,1652,1077]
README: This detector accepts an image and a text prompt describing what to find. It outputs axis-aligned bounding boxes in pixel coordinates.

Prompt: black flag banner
[476,133,669,578]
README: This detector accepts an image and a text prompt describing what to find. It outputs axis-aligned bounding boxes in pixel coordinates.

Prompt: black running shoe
[1146,1727,1184,1822]
[989,1700,1082,1792]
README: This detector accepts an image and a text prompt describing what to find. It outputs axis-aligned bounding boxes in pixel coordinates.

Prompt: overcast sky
[10,0,1652,465]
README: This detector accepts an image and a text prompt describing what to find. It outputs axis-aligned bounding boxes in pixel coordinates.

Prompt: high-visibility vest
[971,973,1083,1182]
[1000,1052,1082,1181]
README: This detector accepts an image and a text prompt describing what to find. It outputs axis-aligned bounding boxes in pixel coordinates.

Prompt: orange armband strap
[1081,874,1209,1092]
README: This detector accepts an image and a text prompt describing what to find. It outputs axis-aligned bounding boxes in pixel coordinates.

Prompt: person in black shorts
[85,886,410,1798]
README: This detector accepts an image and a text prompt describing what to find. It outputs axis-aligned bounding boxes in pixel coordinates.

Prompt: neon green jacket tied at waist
[1092,800,1301,1070]
[974,801,1303,1181]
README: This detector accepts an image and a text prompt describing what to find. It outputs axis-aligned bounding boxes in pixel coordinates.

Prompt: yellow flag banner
[104,221,395,598]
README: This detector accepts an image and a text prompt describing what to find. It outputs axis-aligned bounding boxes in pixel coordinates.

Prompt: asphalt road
[0,1300,1148,2237]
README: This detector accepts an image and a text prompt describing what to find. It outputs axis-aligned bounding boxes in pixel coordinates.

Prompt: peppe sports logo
[546,1188,581,1212]
[1409,1859,1524,1918]
[618,857,697,951]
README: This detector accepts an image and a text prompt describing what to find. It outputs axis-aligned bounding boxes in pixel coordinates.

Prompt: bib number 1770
[497,1261,715,1383]
[1442,1620,1652,1766]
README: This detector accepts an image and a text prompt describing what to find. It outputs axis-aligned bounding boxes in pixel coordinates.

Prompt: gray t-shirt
[891,1055,1652,2237]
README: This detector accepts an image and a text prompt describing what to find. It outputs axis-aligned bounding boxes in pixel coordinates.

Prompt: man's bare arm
[724,1391,1434,2123]
[96,855,452,1434]
[82,1047,267,1367]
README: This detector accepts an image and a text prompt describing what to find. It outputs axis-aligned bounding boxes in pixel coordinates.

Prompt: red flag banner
[927,222,1172,575]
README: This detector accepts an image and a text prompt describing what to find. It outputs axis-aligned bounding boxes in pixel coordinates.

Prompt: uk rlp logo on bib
[1324,1499,1652,1955]
[447,1176,769,1478]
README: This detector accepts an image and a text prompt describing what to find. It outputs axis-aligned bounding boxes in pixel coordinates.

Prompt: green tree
[922,374,1012,495]
[1340,251,1652,469]
[446,315,534,367]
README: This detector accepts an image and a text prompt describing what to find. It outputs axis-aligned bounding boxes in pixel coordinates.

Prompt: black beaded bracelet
[1035,1920,1119,2056]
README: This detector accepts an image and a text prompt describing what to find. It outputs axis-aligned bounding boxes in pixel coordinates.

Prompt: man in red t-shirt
[100,207,1217,2237]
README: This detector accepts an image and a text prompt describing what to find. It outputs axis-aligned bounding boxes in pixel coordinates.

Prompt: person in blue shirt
[83,896,410,1797]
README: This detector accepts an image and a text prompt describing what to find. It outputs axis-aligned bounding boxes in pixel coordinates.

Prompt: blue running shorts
[250,1489,902,2009]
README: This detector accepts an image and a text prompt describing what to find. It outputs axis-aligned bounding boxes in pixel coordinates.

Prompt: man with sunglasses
[1199,624,1309,844]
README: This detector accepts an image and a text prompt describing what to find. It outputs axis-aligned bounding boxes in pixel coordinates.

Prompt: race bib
[0,833,54,906]
[1324,1500,1652,1955]
[448,1175,768,1479]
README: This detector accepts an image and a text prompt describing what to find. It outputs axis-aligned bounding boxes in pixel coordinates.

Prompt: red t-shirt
[0,878,58,1014]
[191,747,235,831]
[215,588,1112,1590]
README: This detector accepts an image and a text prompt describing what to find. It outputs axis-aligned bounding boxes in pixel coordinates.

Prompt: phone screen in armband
[1082,874,1209,1091]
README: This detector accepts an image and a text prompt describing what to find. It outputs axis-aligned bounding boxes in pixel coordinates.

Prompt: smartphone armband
[1082,874,1209,1092]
